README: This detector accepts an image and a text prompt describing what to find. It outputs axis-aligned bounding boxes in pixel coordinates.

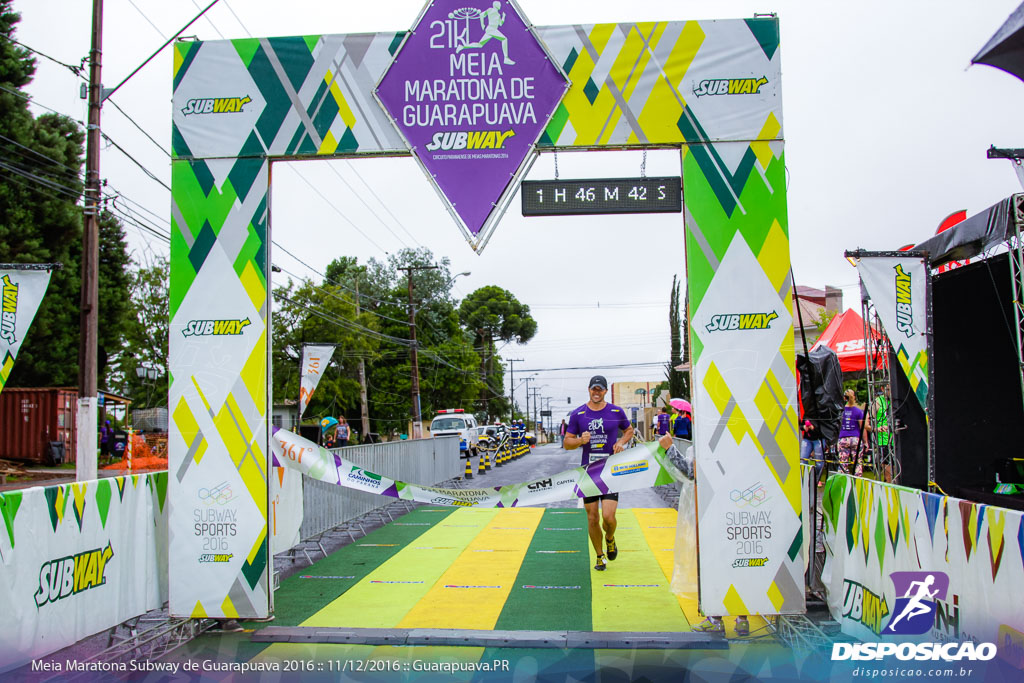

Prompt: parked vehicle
[429,409,480,458]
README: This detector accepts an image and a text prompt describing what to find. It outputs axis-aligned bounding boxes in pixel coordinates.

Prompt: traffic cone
[463,457,473,480]
[478,453,487,475]
[485,451,492,471]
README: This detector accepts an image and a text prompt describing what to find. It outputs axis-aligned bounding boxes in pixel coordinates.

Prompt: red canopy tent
[811,308,878,373]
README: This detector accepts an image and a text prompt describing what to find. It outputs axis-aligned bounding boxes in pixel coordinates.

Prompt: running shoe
[594,554,606,571]
[692,617,724,633]
[606,537,618,561]
[735,616,750,636]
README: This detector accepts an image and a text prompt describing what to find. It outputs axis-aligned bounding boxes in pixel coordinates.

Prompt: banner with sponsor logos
[686,137,804,617]
[821,474,1024,664]
[298,344,335,419]
[0,473,168,672]
[271,428,687,507]
[0,267,52,395]
[857,256,930,410]
[170,12,786,618]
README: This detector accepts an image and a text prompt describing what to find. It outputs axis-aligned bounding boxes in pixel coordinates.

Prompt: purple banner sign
[376,0,567,248]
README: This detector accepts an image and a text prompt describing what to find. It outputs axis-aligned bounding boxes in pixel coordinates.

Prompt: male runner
[564,375,634,571]
[456,1,516,65]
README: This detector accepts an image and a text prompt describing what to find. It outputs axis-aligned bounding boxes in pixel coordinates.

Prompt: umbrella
[669,398,692,412]
[972,1,1024,83]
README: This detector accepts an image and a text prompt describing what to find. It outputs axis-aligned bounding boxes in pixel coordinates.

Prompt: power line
[126,0,167,38]
[0,34,85,78]
[289,168,390,254]
[519,361,668,372]
[106,97,170,158]
[100,132,171,191]
[0,83,84,125]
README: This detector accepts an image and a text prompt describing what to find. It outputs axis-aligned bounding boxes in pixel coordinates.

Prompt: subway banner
[820,475,1024,666]
[0,474,169,672]
[171,3,789,617]
[858,256,930,410]
[0,267,52,395]
[272,428,690,506]
[298,344,335,418]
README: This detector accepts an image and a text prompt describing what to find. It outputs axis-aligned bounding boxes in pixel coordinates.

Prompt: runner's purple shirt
[657,413,670,435]
[567,403,632,466]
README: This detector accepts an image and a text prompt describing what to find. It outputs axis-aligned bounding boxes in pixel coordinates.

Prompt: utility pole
[505,358,522,423]
[399,265,438,439]
[530,387,540,434]
[77,0,104,482]
[354,275,371,442]
[523,376,534,427]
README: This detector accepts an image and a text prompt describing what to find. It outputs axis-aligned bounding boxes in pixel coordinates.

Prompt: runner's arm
[613,425,635,453]
[563,432,588,450]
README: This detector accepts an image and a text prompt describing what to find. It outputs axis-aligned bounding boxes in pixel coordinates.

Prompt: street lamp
[403,268,471,439]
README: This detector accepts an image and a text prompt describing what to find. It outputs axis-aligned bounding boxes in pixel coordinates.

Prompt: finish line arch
[168,5,800,621]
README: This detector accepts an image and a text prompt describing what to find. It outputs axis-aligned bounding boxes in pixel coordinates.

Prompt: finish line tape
[271,428,690,508]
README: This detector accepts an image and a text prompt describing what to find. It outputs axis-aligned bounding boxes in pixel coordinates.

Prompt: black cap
[589,375,608,390]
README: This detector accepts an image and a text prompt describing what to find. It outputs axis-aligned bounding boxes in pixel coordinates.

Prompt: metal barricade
[299,436,460,540]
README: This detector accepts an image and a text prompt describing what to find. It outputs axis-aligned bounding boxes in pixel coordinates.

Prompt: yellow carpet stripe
[590,509,689,632]
[298,508,496,628]
[398,507,544,629]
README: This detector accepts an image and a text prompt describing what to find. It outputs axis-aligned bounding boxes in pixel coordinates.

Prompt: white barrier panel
[270,467,302,556]
[821,475,1024,660]
[0,473,169,672]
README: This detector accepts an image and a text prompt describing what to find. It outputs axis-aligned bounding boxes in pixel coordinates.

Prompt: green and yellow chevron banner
[169,10,793,619]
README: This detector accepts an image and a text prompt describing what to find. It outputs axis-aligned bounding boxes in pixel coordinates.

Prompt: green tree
[272,276,379,425]
[0,5,133,391]
[119,256,169,408]
[458,285,536,418]
[666,275,689,400]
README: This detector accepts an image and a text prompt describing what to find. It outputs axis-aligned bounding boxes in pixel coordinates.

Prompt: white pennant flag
[0,267,53,395]
[858,256,930,410]
[299,344,335,418]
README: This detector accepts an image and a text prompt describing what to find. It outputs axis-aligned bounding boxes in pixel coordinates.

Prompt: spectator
[838,389,865,475]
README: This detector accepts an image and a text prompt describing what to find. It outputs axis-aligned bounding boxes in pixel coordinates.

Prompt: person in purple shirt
[656,407,671,437]
[564,375,634,572]
[838,389,865,476]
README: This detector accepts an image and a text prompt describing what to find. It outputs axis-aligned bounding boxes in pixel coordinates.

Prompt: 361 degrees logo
[883,570,949,635]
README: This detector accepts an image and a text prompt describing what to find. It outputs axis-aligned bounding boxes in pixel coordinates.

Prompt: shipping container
[0,388,78,464]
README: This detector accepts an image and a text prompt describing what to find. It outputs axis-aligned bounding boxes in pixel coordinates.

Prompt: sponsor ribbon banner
[0,268,52,395]
[820,474,1024,659]
[298,344,335,418]
[271,428,686,507]
[0,473,169,672]
[857,256,929,409]
[375,0,569,250]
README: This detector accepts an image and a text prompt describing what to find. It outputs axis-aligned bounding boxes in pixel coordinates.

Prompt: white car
[429,409,480,458]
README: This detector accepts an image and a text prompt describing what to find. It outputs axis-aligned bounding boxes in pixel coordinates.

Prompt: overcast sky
[13,0,1024,419]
